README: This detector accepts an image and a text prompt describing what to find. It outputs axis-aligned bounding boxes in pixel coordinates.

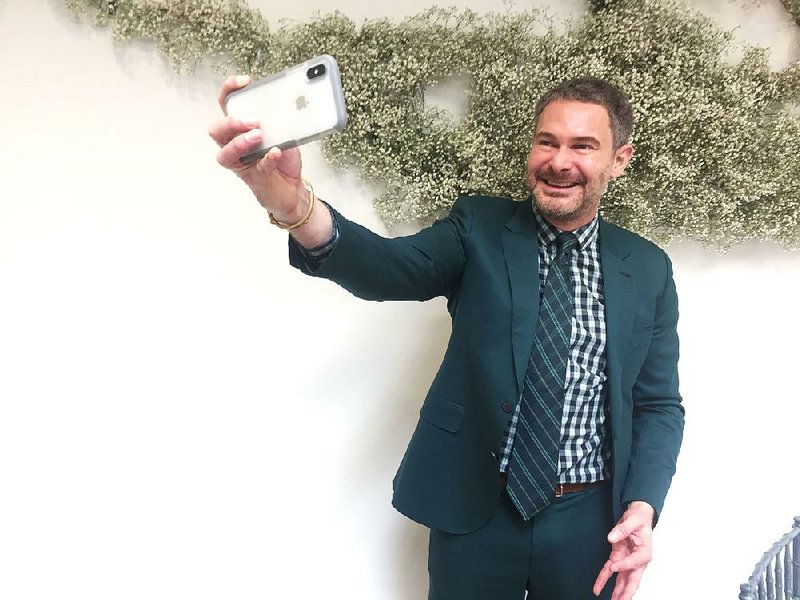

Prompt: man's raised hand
[209,75,334,247]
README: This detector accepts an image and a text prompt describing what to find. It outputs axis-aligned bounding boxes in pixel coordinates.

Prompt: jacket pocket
[420,395,465,433]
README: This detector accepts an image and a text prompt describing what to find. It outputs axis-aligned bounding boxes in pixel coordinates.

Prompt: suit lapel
[501,209,637,397]
[598,219,636,398]
[501,200,540,395]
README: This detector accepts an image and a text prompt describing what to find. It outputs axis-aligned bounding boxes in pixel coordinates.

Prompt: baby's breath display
[788,0,800,27]
[66,0,800,248]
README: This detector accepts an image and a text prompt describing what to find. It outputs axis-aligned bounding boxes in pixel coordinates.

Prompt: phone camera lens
[306,64,327,80]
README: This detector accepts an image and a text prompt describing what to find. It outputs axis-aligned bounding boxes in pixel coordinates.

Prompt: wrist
[627,500,654,513]
[268,179,315,230]
[625,501,656,527]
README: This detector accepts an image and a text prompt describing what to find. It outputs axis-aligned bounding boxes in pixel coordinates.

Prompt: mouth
[540,178,581,190]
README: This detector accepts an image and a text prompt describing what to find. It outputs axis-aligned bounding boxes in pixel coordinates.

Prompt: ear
[610,143,633,178]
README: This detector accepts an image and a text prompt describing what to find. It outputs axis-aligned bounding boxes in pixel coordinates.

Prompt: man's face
[526,99,632,231]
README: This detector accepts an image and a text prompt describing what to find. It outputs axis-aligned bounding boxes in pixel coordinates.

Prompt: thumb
[607,518,634,544]
[608,506,653,544]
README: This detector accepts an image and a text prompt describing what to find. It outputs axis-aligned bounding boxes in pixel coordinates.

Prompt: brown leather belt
[500,474,605,497]
[554,481,605,497]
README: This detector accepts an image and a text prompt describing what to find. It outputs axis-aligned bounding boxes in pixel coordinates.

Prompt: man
[209,76,684,600]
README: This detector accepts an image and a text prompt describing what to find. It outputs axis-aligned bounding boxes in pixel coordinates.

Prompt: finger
[593,559,614,596]
[216,129,266,170]
[596,540,631,595]
[610,571,630,600]
[618,568,645,600]
[218,75,252,113]
[611,574,626,600]
[256,147,283,175]
[208,115,260,148]
[611,567,645,600]
[608,524,628,544]
[610,547,651,574]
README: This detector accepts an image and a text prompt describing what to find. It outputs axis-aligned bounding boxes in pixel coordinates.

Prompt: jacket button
[501,402,513,413]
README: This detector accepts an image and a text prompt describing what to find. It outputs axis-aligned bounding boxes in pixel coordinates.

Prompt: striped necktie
[506,231,578,520]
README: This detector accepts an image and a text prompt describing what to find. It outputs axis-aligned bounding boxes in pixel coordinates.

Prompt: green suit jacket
[290,195,684,534]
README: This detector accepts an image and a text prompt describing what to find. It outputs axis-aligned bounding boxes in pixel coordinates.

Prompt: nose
[548,147,573,172]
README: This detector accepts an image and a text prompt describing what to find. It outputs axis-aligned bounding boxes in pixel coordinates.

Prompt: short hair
[533,77,633,149]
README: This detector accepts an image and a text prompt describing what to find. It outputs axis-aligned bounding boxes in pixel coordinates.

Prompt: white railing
[740,517,800,600]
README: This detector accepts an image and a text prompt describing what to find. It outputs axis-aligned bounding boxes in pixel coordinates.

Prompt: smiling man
[527,88,632,231]
[209,77,684,600]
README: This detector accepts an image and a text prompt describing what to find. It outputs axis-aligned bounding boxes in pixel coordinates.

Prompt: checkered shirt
[498,208,611,484]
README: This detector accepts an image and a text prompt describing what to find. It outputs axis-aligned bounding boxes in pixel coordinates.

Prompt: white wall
[0,1,798,598]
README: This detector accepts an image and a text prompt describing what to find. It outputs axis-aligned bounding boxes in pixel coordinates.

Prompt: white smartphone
[224,54,348,163]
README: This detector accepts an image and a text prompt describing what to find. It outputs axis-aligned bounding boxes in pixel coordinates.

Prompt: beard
[527,168,608,226]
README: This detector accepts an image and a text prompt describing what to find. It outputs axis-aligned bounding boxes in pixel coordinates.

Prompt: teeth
[544,180,576,188]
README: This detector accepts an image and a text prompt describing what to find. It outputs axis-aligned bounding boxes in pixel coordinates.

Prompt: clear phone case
[225,54,348,163]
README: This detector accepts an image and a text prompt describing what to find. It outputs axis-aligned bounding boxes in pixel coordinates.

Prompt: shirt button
[501,402,513,413]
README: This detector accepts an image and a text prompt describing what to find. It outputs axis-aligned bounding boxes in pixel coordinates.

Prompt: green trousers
[428,483,615,600]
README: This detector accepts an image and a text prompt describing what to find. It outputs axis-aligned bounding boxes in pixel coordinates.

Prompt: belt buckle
[555,483,565,498]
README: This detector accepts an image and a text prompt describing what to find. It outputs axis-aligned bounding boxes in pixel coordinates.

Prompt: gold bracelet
[268,178,316,230]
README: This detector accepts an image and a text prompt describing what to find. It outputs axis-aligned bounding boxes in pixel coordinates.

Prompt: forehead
[535,99,613,142]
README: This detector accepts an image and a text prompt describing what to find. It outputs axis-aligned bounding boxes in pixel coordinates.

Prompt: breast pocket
[419,395,465,433]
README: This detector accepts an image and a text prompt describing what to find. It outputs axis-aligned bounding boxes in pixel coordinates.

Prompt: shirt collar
[531,205,599,253]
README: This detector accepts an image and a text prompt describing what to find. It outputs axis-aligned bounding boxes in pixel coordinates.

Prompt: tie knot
[556,232,578,257]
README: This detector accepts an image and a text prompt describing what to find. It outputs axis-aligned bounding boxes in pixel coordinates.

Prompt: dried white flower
[65,0,800,249]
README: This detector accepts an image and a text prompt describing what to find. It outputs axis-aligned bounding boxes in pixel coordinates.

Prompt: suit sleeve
[288,197,472,302]
[621,252,685,525]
